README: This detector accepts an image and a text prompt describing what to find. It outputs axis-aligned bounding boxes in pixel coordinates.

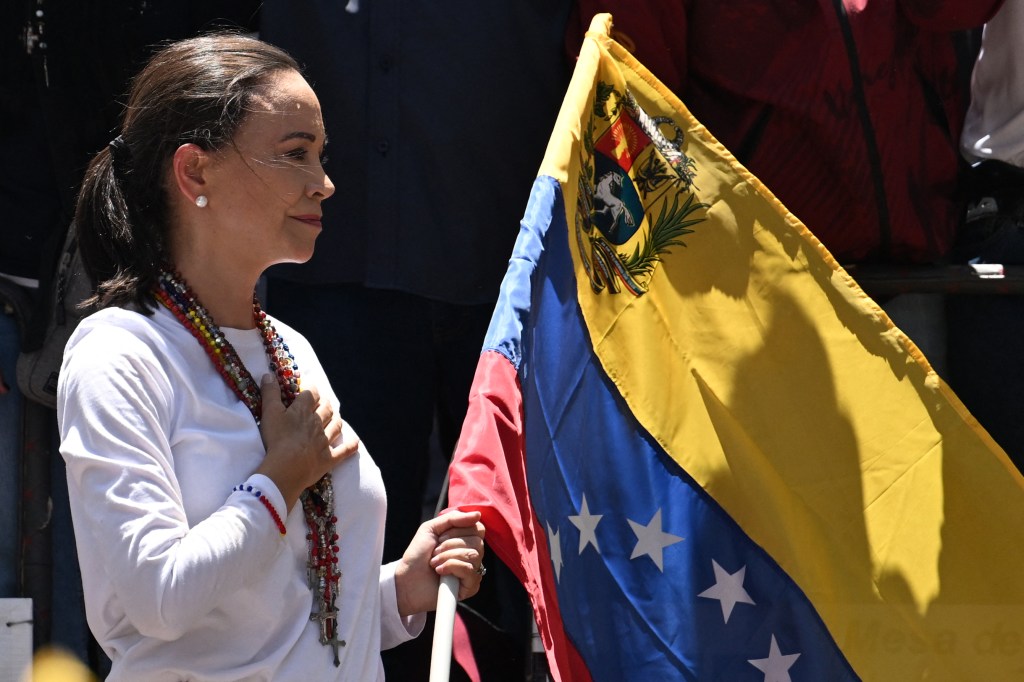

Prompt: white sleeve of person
[378,561,427,650]
[57,311,287,641]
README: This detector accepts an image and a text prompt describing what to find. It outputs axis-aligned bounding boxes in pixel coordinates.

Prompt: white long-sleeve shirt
[58,304,423,681]
[961,0,1024,167]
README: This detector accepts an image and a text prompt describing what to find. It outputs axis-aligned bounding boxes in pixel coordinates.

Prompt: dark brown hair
[75,33,300,311]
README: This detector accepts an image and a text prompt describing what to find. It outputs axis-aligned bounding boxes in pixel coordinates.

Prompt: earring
[195,195,208,208]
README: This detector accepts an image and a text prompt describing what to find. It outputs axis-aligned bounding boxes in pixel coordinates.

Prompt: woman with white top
[58,33,486,681]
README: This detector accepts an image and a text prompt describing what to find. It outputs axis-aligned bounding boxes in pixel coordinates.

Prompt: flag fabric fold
[447,13,1024,681]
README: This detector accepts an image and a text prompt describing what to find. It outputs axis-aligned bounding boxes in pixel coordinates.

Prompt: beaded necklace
[154,268,344,666]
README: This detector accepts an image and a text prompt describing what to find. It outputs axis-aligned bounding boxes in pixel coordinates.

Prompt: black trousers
[946,160,1024,472]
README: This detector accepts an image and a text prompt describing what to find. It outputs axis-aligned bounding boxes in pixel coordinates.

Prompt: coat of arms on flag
[578,83,703,296]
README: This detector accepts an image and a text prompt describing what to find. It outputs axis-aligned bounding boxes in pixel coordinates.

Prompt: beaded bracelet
[234,484,287,536]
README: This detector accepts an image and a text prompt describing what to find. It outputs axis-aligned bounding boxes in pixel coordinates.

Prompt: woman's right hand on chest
[254,374,359,509]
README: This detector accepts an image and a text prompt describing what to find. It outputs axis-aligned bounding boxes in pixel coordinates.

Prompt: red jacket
[569,0,1004,265]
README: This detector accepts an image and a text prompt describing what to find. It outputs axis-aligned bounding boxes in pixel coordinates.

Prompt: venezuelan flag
[447,14,1024,681]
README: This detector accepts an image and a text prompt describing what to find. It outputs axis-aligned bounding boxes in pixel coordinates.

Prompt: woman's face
[204,69,335,269]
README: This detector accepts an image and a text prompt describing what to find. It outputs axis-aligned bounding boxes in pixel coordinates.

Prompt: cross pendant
[311,608,345,665]
[328,628,346,666]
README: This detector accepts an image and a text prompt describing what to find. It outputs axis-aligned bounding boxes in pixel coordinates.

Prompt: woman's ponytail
[75,139,160,311]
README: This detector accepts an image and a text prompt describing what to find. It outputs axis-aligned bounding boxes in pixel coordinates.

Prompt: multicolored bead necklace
[154,268,344,666]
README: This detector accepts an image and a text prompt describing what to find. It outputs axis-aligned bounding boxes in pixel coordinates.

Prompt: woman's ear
[171,143,212,207]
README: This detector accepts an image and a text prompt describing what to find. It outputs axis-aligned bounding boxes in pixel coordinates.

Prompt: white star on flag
[547,522,563,581]
[748,634,800,682]
[698,559,755,623]
[568,494,603,554]
[626,508,683,571]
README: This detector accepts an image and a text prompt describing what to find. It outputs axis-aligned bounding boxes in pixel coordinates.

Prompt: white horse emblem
[592,171,636,240]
